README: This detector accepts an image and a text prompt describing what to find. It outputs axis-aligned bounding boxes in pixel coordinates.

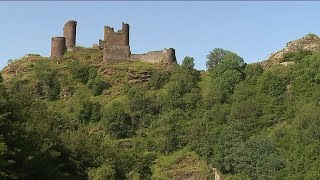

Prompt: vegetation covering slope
[0,35,320,179]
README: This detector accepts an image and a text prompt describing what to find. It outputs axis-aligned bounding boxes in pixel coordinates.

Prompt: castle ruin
[51,20,77,60]
[100,22,130,62]
[51,20,176,64]
[63,20,77,51]
[51,37,66,60]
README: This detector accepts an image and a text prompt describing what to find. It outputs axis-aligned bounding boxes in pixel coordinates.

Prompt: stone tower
[102,22,131,62]
[163,48,176,63]
[51,37,66,59]
[63,20,77,51]
[122,22,129,46]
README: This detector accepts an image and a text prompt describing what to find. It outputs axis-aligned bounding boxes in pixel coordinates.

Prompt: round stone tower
[51,37,66,60]
[163,48,177,63]
[63,20,77,51]
[122,22,130,46]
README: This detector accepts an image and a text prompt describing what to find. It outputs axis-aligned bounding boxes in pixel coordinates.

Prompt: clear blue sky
[0,1,320,70]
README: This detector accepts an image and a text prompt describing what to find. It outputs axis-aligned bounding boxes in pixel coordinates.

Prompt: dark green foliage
[206,48,231,69]
[259,71,286,97]
[149,70,170,90]
[86,68,110,96]
[78,101,102,122]
[0,82,8,178]
[33,60,61,100]
[68,60,90,84]
[103,101,133,138]
[281,49,313,63]
[206,50,245,104]
[160,56,201,110]
[244,63,263,79]
[233,137,285,179]
[127,86,159,128]
[146,109,186,154]
[0,47,320,179]
[71,88,102,123]
[206,48,244,70]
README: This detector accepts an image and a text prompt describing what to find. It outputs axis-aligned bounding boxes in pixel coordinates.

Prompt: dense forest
[0,37,320,179]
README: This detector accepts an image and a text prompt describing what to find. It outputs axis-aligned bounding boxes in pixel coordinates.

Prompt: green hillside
[1,37,320,179]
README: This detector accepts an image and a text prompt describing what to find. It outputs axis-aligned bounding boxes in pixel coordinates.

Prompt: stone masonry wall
[102,22,130,62]
[63,20,77,51]
[104,22,129,47]
[130,48,176,64]
[51,37,66,60]
[103,46,131,62]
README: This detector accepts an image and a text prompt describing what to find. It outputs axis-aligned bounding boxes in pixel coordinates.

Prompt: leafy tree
[33,60,60,100]
[181,56,195,71]
[281,49,313,63]
[68,60,90,84]
[0,137,7,178]
[87,68,110,96]
[244,63,263,79]
[160,56,200,110]
[206,49,245,104]
[0,83,8,178]
[71,87,102,123]
[206,48,244,70]
[87,163,116,180]
[149,70,170,90]
[233,137,285,179]
[127,86,159,128]
[146,109,186,154]
[103,101,133,138]
[206,48,230,69]
[259,71,286,97]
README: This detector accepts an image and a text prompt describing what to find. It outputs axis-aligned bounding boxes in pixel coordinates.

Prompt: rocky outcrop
[127,69,152,84]
[268,34,320,63]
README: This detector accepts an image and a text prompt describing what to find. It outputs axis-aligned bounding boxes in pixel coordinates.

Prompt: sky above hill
[1,1,320,70]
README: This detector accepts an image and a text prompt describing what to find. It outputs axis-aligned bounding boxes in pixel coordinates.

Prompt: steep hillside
[1,35,320,179]
[1,47,172,102]
[262,34,320,67]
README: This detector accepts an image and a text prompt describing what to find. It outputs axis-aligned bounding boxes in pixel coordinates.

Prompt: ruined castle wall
[103,46,130,62]
[63,20,77,51]
[104,32,128,46]
[104,26,114,41]
[106,32,128,46]
[104,23,129,47]
[102,23,131,62]
[122,22,129,46]
[51,37,66,59]
[99,40,106,49]
[130,48,177,64]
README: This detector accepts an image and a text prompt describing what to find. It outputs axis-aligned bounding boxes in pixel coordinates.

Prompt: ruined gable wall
[103,23,130,62]
[104,23,129,47]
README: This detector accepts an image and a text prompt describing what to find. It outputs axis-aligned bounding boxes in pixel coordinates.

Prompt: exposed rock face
[127,69,152,84]
[268,34,320,63]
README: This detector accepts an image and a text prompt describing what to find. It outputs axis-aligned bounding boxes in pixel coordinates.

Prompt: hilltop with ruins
[51,20,177,64]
